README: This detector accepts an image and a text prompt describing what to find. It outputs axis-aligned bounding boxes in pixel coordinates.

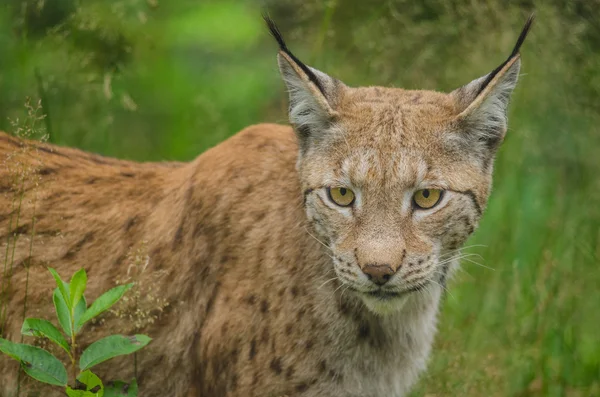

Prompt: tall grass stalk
[0,177,24,335]
[16,188,39,397]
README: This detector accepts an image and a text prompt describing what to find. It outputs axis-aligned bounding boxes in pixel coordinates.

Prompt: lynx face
[266,17,532,314]
[299,96,487,314]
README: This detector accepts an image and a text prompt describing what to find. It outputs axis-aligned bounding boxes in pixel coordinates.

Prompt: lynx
[0,15,533,397]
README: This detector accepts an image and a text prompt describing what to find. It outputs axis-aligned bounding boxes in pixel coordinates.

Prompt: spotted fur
[0,16,532,397]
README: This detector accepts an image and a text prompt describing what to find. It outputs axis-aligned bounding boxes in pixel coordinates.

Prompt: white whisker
[460,257,494,271]
[317,276,339,290]
[304,226,333,253]
[426,277,455,300]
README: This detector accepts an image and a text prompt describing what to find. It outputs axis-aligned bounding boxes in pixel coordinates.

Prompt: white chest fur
[317,286,442,397]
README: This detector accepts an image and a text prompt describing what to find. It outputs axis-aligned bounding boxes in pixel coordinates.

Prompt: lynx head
[266,16,533,314]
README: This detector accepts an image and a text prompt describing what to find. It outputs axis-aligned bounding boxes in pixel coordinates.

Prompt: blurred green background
[1,0,599,395]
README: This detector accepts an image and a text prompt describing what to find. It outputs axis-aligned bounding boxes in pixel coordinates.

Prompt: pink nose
[362,264,395,285]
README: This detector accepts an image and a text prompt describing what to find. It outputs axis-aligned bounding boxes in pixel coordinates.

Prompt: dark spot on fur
[329,369,343,382]
[197,281,221,338]
[260,299,269,313]
[278,288,286,297]
[124,216,139,232]
[291,286,298,297]
[230,373,238,390]
[242,184,253,195]
[296,308,305,321]
[254,211,266,222]
[295,382,309,392]
[305,339,313,350]
[270,357,283,375]
[296,125,312,143]
[37,146,69,158]
[358,322,370,340]
[38,167,55,175]
[338,299,351,316]
[221,321,229,334]
[63,232,94,259]
[285,323,293,335]
[318,360,327,373]
[172,224,184,250]
[230,347,239,364]
[249,339,257,360]
[120,172,135,178]
[12,224,29,235]
[303,188,314,205]
[85,177,98,184]
[286,366,294,380]
[261,327,270,344]
[244,294,256,305]
[113,253,127,268]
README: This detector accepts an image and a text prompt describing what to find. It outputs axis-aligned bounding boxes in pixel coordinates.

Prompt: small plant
[0,267,151,396]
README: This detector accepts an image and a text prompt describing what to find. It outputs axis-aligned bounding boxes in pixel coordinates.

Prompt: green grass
[1,0,599,395]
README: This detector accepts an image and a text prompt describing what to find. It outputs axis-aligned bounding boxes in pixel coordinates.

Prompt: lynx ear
[264,16,342,151]
[451,15,534,157]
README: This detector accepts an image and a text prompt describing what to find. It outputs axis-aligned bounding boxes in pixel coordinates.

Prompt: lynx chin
[0,15,533,397]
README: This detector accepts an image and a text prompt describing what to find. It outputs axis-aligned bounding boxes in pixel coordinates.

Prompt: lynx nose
[362,264,396,286]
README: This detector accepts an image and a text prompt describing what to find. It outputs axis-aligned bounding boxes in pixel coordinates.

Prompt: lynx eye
[413,189,443,209]
[327,187,355,207]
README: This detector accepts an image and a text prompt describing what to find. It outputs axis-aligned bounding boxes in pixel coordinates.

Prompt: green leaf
[77,284,133,329]
[73,295,87,334]
[70,269,88,315]
[49,267,71,308]
[79,335,151,371]
[104,379,138,397]
[21,318,70,355]
[66,369,104,397]
[0,338,67,386]
[53,288,73,337]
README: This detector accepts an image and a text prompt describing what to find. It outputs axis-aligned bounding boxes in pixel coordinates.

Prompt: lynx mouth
[366,290,401,300]
[365,284,428,301]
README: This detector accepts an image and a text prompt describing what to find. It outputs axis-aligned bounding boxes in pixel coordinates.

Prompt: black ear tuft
[477,13,535,95]
[263,14,289,52]
[262,14,326,95]
[509,13,535,59]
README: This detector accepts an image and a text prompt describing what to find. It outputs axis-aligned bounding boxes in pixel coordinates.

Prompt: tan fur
[0,19,529,396]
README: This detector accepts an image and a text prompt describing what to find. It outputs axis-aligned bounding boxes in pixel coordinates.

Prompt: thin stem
[16,366,22,397]
[0,193,17,336]
[0,176,24,334]
[34,68,54,142]
[71,332,77,382]
[20,189,37,344]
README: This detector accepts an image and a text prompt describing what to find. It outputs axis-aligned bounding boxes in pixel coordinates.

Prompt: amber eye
[413,189,443,209]
[327,187,356,207]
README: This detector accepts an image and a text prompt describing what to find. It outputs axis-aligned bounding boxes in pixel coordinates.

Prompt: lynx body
[0,17,532,397]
